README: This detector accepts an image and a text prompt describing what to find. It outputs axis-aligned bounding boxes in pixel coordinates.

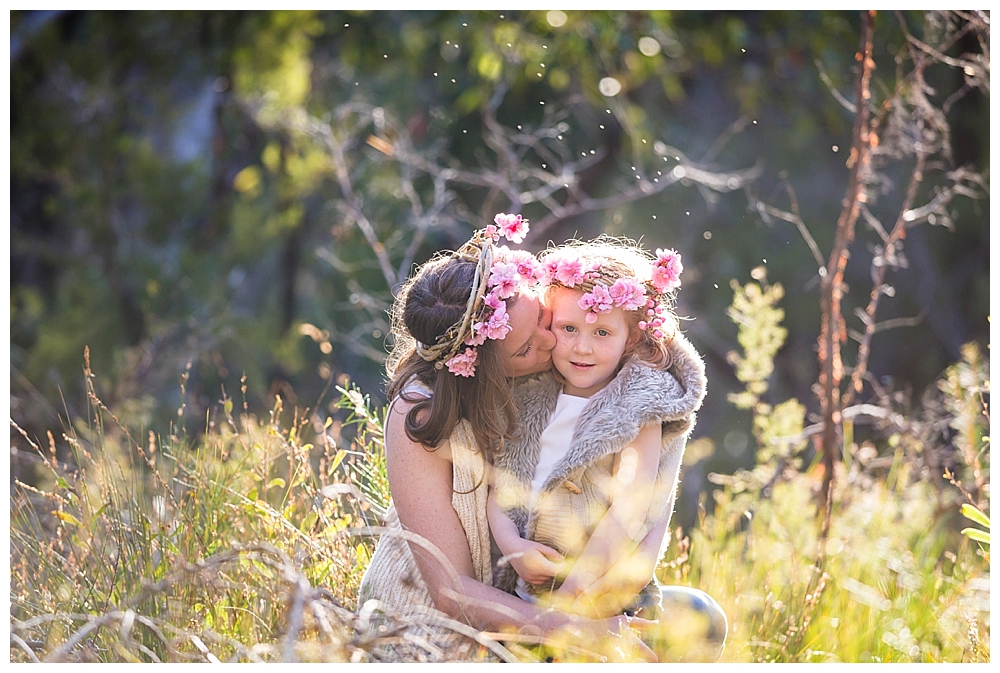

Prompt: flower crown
[415,213,540,377]
[541,247,682,339]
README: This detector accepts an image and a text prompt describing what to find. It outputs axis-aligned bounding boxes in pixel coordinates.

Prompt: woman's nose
[538,325,557,352]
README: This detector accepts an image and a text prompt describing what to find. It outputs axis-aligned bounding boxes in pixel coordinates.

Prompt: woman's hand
[595,614,659,663]
[506,539,565,586]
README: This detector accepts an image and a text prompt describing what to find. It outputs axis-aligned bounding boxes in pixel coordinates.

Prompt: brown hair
[386,254,516,458]
[539,237,678,372]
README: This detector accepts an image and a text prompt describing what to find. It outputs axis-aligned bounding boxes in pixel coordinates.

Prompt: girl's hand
[507,540,565,585]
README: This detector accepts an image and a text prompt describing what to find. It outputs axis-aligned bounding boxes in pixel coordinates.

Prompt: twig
[816,10,877,542]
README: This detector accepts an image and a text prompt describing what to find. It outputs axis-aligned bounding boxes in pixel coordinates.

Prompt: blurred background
[9,10,989,517]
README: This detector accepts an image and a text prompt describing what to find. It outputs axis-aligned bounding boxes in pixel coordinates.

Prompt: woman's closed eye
[516,342,533,358]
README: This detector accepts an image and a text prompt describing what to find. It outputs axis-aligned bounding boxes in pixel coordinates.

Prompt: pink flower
[480,305,512,340]
[489,262,519,299]
[484,224,500,242]
[608,278,646,311]
[540,257,561,285]
[555,258,587,287]
[446,348,478,377]
[466,323,488,347]
[651,248,683,293]
[504,248,540,281]
[494,213,529,244]
[483,292,504,311]
[579,284,614,316]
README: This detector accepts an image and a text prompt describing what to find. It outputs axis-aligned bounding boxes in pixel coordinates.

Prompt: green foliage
[682,390,991,662]
[10,350,992,662]
[10,372,384,662]
[726,271,788,409]
[722,271,807,478]
[696,266,992,662]
[960,504,990,546]
[682,452,990,662]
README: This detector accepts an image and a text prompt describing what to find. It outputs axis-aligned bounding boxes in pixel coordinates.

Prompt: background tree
[10,10,989,507]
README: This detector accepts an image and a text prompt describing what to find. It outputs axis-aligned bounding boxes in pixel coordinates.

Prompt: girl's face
[498,289,557,377]
[548,286,632,398]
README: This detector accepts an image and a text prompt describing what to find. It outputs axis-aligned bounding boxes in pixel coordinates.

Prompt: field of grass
[9,355,990,663]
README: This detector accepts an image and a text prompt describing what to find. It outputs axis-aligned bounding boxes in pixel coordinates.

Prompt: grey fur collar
[497,331,707,491]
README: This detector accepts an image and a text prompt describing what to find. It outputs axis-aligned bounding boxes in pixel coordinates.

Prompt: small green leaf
[56,476,71,490]
[961,504,990,528]
[247,487,258,501]
[267,477,286,490]
[961,527,991,544]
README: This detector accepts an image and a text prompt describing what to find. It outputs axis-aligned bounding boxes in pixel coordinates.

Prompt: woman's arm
[385,400,655,659]
[549,422,663,616]
[488,487,565,585]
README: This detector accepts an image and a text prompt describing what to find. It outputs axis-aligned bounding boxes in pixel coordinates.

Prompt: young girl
[488,239,725,659]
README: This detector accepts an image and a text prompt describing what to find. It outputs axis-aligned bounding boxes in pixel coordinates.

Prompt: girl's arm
[385,399,653,658]
[487,487,565,585]
[548,422,663,616]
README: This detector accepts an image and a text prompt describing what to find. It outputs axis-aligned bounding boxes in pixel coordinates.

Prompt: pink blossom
[494,213,529,244]
[504,248,540,280]
[651,248,683,293]
[483,292,504,311]
[608,278,646,311]
[446,348,479,377]
[540,257,562,285]
[481,305,512,340]
[555,258,587,287]
[466,324,488,347]
[484,224,500,242]
[579,284,614,315]
[489,262,520,299]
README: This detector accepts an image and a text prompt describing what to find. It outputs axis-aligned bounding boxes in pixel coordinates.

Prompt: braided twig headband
[416,214,540,377]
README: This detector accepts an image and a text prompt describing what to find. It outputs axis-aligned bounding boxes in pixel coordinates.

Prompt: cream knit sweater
[356,419,494,661]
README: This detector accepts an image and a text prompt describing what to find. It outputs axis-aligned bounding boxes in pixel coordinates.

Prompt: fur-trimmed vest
[492,333,707,596]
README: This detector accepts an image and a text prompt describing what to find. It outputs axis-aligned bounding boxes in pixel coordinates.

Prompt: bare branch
[747,174,827,273]
[816,58,857,113]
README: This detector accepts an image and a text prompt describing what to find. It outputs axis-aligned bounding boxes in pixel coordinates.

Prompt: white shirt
[529,392,589,499]
[516,392,589,601]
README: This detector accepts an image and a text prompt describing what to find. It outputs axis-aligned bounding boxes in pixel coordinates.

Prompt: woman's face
[498,289,557,377]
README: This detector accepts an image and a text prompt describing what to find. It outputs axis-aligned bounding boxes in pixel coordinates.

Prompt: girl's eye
[564,325,576,333]
[597,329,610,337]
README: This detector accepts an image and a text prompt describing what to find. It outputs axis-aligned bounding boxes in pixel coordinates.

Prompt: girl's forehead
[546,285,582,306]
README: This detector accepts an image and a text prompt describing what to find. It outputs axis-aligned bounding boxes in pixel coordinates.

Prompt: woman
[356,217,724,662]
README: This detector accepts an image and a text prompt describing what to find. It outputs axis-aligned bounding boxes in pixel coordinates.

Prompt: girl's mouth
[570,361,593,369]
